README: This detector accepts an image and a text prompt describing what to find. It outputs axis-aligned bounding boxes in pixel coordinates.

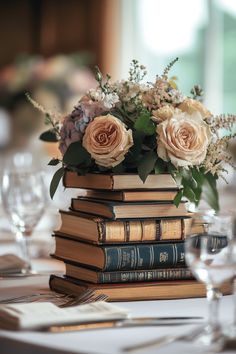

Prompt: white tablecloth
[0,259,235,354]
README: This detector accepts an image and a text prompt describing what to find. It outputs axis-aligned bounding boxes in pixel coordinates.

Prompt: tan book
[83,189,179,202]
[71,198,188,220]
[63,172,177,190]
[64,262,193,284]
[49,275,232,301]
[57,211,199,244]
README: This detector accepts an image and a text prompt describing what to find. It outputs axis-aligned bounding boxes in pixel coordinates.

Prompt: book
[57,211,195,244]
[71,198,188,219]
[64,262,193,283]
[63,171,177,190]
[49,275,232,301]
[53,236,186,271]
[82,189,179,202]
[0,302,128,330]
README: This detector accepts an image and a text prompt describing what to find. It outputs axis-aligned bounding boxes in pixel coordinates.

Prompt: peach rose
[152,106,178,123]
[82,114,133,167]
[178,98,211,119]
[156,111,212,168]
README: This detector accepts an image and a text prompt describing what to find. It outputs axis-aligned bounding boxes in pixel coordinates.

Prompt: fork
[122,326,203,352]
[0,290,109,307]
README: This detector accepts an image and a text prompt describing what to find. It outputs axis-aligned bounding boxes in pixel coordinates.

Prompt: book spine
[102,220,163,242]
[104,243,185,271]
[99,268,192,283]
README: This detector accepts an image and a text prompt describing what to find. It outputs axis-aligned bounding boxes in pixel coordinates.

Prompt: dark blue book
[54,236,185,271]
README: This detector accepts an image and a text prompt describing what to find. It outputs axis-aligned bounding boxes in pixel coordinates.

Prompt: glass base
[193,324,224,347]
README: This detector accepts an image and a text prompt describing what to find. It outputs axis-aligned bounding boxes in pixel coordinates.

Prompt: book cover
[58,210,193,244]
[54,236,186,271]
[71,198,188,219]
[49,275,232,301]
[64,262,193,283]
[63,172,177,190]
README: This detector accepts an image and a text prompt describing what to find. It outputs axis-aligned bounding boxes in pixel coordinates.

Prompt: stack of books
[50,171,208,301]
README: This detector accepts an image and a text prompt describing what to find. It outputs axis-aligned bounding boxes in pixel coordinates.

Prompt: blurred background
[0,0,235,254]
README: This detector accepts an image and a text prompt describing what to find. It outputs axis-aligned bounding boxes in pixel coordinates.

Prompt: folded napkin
[0,301,129,330]
[0,254,27,274]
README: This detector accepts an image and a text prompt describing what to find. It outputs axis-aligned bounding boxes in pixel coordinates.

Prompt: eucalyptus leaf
[39,130,58,142]
[138,151,157,182]
[50,167,64,199]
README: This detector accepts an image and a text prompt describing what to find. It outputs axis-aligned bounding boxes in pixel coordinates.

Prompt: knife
[48,316,203,333]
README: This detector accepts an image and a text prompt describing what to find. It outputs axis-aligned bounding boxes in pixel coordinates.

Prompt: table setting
[1,58,236,354]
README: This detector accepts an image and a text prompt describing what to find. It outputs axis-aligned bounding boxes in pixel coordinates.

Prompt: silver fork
[0,290,109,307]
[122,326,203,352]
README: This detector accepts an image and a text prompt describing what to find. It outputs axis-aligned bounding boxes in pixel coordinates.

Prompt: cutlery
[48,316,203,333]
[0,270,62,278]
[122,326,203,352]
[0,290,108,307]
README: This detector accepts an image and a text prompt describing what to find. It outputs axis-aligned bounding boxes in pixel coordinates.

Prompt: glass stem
[233,277,236,328]
[17,232,31,271]
[206,284,222,332]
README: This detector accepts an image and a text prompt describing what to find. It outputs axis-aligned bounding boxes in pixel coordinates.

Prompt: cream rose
[156,111,212,168]
[152,106,178,123]
[82,114,133,167]
[178,98,211,119]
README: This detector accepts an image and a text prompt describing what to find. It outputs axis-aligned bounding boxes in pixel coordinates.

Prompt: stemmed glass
[1,171,47,272]
[185,211,235,346]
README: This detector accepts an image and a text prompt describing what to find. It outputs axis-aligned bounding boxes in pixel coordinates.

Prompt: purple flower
[59,92,109,155]
[59,116,82,155]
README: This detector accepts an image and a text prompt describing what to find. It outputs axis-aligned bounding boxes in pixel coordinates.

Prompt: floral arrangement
[29,58,236,211]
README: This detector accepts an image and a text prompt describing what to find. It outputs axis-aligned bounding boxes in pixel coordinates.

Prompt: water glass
[185,211,235,345]
[1,171,46,272]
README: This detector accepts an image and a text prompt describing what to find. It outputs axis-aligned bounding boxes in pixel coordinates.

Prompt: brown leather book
[64,262,193,284]
[49,275,232,301]
[57,211,194,244]
[63,172,177,190]
[53,237,186,271]
[71,198,188,219]
[82,189,179,202]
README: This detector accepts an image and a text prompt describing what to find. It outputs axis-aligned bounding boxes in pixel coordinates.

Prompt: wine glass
[185,211,235,346]
[1,171,47,272]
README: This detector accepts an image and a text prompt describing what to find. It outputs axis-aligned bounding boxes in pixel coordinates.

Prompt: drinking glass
[185,211,235,346]
[1,171,47,272]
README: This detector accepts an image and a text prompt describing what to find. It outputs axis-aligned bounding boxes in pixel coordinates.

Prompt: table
[0,258,235,354]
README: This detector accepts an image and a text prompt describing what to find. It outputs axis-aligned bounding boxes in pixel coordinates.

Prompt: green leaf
[50,167,64,199]
[138,151,158,182]
[191,167,205,186]
[167,162,177,177]
[183,185,196,203]
[134,110,156,135]
[130,130,145,157]
[112,163,125,174]
[48,158,60,166]
[202,173,219,211]
[39,130,58,142]
[154,158,167,174]
[63,141,91,166]
[173,189,184,207]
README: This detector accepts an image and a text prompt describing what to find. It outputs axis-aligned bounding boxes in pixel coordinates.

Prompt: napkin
[0,301,129,330]
[0,254,27,274]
